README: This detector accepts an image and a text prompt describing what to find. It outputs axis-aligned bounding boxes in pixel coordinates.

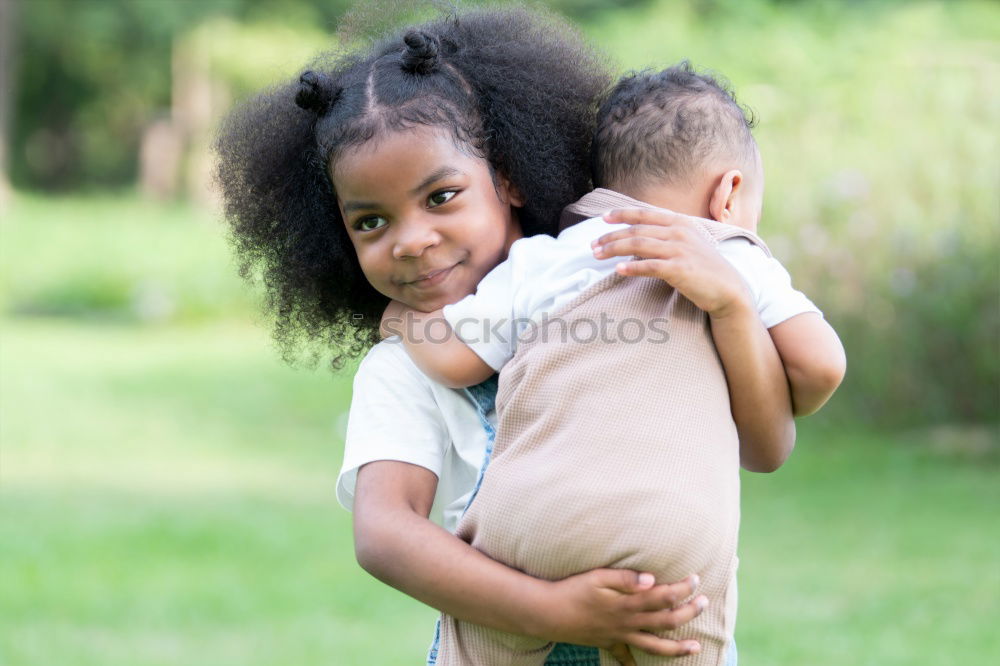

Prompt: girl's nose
[392,220,442,259]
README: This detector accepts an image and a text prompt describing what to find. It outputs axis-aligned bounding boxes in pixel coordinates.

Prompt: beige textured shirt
[452,190,772,665]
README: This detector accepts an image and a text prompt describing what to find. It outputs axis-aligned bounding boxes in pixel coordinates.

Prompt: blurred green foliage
[8,0,353,189]
[3,0,998,426]
[579,0,1000,425]
[6,0,632,189]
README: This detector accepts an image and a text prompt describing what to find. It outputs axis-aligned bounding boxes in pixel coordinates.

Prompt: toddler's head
[593,62,762,230]
[215,9,609,367]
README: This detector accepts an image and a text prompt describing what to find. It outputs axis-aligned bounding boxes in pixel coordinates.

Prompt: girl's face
[332,127,523,312]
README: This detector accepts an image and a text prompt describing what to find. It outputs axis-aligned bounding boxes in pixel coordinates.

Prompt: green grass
[0,318,436,665]
[1,317,997,665]
[0,194,258,322]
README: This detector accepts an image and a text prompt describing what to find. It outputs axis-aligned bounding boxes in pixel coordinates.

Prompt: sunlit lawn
[1,316,997,666]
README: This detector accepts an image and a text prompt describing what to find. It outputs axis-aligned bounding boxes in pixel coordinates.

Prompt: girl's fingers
[624,632,702,657]
[603,207,697,228]
[596,568,657,594]
[628,574,701,612]
[631,595,709,632]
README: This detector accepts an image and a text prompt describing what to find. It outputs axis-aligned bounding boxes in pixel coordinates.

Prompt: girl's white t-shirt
[337,339,492,533]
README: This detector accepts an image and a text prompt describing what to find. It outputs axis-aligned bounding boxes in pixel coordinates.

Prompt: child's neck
[618,182,714,222]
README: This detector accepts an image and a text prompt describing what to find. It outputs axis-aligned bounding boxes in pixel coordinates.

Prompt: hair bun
[401,30,440,75]
[295,71,340,115]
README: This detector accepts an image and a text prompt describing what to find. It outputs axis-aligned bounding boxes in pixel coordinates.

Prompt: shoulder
[351,339,483,433]
[347,340,449,445]
[717,238,821,327]
[338,341,450,512]
[716,236,772,267]
[354,338,434,391]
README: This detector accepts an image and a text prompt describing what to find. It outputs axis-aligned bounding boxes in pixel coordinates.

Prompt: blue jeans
[544,639,736,665]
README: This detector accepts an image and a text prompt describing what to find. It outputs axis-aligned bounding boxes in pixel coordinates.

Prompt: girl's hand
[379,300,409,339]
[536,569,706,658]
[593,207,752,320]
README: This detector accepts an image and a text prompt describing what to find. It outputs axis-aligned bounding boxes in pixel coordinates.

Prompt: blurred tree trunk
[0,0,16,209]
[139,27,228,208]
[173,27,228,209]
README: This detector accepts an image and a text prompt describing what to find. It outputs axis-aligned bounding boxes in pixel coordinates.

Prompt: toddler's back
[442,199,766,665]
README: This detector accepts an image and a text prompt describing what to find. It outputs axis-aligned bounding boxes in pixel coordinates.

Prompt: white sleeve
[717,238,822,328]
[336,343,450,513]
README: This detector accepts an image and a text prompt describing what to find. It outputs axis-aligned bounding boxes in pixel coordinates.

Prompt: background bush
[3,0,997,427]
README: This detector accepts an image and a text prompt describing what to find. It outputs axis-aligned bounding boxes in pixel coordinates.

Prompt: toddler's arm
[353,459,707,657]
[595,208,796,473]
[709,239,846,417]
[769,313,846,416]
[381,301,494,388]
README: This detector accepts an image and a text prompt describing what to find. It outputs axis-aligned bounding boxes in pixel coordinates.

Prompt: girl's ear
[708,169,743,223]
[498,174,526,208]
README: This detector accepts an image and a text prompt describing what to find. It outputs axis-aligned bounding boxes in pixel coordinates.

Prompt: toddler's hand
[593,207,752,320]
[540,568,706,658]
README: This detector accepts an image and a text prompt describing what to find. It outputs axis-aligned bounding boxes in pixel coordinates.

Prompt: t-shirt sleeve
[717,237,822,328]
[336,343,450,513]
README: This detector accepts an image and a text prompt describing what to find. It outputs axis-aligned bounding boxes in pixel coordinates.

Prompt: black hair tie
[295,71,340,115]
[401,30,440,75]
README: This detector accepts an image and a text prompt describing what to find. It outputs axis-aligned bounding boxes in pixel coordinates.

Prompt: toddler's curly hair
[593,62,758,193]
[215,7,611,369]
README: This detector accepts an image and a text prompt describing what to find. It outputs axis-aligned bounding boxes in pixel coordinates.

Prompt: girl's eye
[356,216,388,232]
[428,190,457,207]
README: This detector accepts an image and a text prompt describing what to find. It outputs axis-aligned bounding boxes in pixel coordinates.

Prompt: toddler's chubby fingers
[592,224,683,252]
[602,206,699,228]
[624,632,701,658]
[593,236,676,261]
[614,259,678,280]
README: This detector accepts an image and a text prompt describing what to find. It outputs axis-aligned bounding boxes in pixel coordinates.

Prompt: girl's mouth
[404,262,459,289]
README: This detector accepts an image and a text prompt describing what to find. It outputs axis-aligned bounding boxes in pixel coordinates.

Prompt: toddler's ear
[708,169,743,224]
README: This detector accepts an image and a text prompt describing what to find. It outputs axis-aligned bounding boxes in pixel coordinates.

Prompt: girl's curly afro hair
[214,7,611,369]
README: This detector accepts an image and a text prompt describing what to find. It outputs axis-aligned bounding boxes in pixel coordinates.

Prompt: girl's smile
[400,262,460,288]
[332,128,523,312]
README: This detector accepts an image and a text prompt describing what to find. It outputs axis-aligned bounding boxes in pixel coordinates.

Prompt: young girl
[215,8,791,665]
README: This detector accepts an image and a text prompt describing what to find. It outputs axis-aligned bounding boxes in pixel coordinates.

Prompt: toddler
[386,63,846,665]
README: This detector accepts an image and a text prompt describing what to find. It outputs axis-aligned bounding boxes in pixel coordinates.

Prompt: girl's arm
[353,460,707,657]
[595,208,796,473]
[381,301,494,389]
